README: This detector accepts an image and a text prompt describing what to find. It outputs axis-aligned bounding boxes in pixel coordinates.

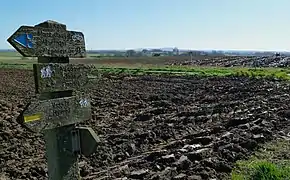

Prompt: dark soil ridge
[167,55,289,67]
[1,69,290,180]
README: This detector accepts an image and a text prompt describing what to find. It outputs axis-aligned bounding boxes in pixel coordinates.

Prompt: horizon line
[1,48,290,52]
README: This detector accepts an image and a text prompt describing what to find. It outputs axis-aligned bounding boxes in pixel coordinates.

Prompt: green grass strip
[231,140,290,180]
[2,62,290,81]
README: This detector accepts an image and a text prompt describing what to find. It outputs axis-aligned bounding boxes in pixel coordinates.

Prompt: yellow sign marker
[24,113,42,123]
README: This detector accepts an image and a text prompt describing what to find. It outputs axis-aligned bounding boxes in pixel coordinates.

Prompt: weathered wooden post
[7,20,100,180]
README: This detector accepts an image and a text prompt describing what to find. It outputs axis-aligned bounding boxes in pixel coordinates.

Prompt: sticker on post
[14,33,33,49]
[72,33,84,42]
[79,98,89,107]
[24,113,42,123]
[41,65,53,78]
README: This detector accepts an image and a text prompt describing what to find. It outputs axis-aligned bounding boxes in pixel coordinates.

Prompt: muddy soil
[1,69,290,180]
[167,56,289,67]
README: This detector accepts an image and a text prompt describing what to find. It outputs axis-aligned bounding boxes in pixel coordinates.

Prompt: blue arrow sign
[7,24,86,57]
[14,33,33,48]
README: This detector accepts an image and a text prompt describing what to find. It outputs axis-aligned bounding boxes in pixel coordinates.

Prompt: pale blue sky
[1,0,290,51]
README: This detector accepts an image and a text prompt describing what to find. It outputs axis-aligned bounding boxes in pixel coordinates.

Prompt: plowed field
[1,69,290,179]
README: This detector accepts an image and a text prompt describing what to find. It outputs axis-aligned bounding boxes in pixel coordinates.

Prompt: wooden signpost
[33,63,95,93]
[20,95,91,132]
[8,20,100,180]
[7,20,86,58]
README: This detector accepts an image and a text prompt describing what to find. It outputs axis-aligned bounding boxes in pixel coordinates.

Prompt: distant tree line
[88,47,233,58]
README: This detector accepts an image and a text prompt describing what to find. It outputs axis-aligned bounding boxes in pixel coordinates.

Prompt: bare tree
[173,47,179,56]
[126,50,136,57]
[189,51,193,62]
